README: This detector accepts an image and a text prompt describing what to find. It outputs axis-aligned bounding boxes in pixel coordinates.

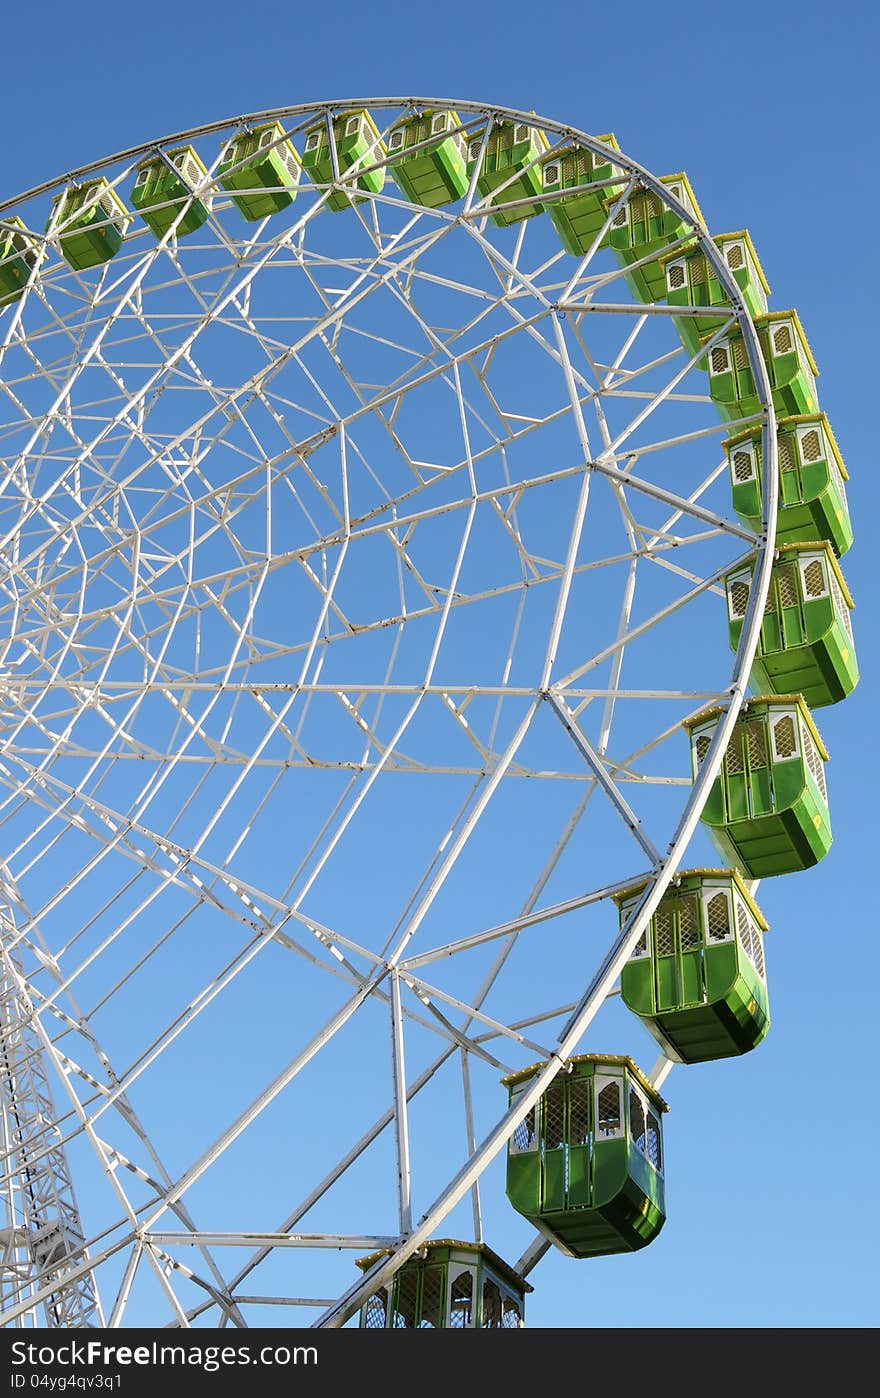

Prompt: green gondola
[703,310,819,424]
[131,146,212,240]
[685,695,831,878]
[662,229,770,358]
[217,122,300,222]
[301,110,386,211]
[541,134,624,254]
[726,414,853,558]
[357,1241,530,1328]
[504,1054,667,1258]
[466,120,549,227]
[47,179,130,271]
[0,217,37,307]
[726,543,857,708]
[386,109,469,208]
[617,869,769,1063]
[604,173,703,303]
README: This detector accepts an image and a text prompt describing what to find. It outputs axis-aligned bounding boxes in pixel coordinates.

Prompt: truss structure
[0,99,776,1328]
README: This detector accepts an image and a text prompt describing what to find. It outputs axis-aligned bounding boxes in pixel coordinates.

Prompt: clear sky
[2,0,878,1330]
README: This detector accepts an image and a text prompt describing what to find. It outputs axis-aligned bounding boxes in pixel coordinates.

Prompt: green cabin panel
[466,120,549,227]
[48,180,129,271]
[301,111,386,211]
[131,146,211,239]
[664,230,770,359]
[503,1055,667,1258]
[617,870,770,1063]
[217,123,300,221]
[726,544,858,708]
[704,311,819,424]
[356,1240,530,1328]
[387,109,469,208]
[541,134,624,255]
[0,217,37,307]
[605,173,703,303]
[685,696,832,879]
[726,415,853,559]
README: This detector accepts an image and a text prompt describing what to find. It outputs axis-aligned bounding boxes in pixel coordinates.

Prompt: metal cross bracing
[0,100,776,1327]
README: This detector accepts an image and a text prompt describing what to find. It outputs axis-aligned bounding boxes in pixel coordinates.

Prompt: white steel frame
[0,98,777,1329]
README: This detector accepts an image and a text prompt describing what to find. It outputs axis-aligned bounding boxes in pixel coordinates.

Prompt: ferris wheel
[0,98,856,1330]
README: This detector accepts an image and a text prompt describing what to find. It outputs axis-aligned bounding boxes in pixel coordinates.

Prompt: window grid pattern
[668,261,686,290]
[772,323,793,354]
[732,336,749,371]
[801,724,828,803]
[732,448,755,482]
[655,905,674,957]
[744,721,767,769]
[543,1084,565,1152]
[570,1079,590,1147]
[803,558,826,598]
[364,1289,388,1329]
[707,891,732,942]
[420,1268,443,1328]
[679,894,700,949]
[735,898,766,981]
[829,570,854,645]
[729,577,750,618]
[778,433,797,473]
[772,714,798,760]
[725,242,744,270]
[777,565,799,610]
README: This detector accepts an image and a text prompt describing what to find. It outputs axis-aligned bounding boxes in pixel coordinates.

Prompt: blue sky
[2,0,878,1330]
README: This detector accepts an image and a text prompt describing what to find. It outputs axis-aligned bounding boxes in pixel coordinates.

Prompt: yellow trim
[723,413,849,482]
[501,1053,669,1112]
[774,541,855,608]
[355,1240,533,1292]
[714,229,771,294]
[612,868,768,931]
[683,694,829,761]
